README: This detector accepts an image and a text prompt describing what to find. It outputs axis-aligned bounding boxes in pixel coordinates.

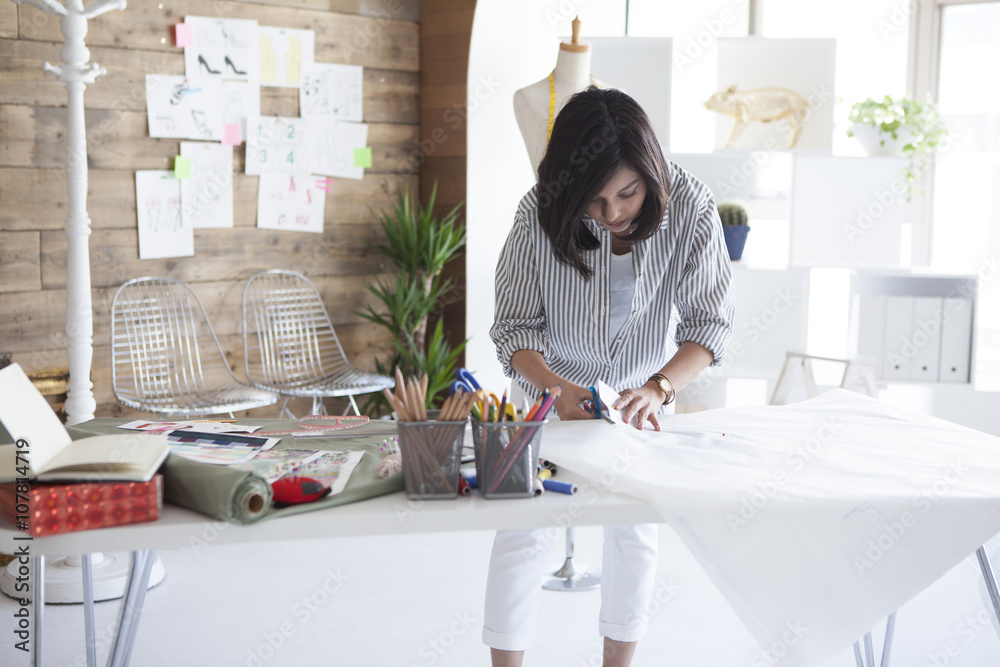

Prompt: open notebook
[0,364,169,483]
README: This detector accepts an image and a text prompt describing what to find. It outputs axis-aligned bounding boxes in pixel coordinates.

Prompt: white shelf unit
[849,272,978,384]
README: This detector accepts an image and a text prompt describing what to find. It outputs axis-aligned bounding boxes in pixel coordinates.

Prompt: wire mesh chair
[111,277,280,418]
[242,269,395,418]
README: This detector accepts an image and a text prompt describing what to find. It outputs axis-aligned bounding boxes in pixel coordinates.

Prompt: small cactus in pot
[717,201,750,261]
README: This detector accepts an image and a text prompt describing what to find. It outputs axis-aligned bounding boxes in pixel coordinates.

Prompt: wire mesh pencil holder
[397,419,466,499]
[473,420,547,499]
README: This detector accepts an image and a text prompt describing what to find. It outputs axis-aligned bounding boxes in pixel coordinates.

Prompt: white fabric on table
[540,389,1000,666]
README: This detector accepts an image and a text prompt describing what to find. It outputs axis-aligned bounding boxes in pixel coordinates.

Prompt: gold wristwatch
[648,373,675,405]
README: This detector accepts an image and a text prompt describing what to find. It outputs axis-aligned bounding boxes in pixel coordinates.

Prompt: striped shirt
[490,159,735,396]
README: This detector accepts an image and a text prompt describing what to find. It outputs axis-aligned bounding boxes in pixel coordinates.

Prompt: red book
[0,475,163,537]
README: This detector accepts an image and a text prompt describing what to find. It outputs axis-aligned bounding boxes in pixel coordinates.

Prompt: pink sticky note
[174,23,193,48]
[222,123,242,146]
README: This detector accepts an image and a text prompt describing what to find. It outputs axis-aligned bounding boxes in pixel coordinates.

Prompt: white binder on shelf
[855,295,886,381]
[882,296,914,380]
[910,297,944,382]
[939,297,974,383]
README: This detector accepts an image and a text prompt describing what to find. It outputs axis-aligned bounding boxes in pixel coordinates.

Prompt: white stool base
[0,552,165,603]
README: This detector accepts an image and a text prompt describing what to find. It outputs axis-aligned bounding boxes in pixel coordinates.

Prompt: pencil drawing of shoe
[198,54,220,75]
[170,82,189,105]
[191,109,211,137]
[225,56,246,76]
[196,26,222,47]
[222,26,247,49]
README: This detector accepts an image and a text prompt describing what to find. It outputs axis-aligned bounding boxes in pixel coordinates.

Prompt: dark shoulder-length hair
[535,86,670,280]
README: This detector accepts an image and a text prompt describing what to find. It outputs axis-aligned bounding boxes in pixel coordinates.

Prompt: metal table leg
[542,527,600,591]
[880,612,896,667]
[82,553,97,667]
[853,611,897,667]
[107,550,156,667]
[977,545,1000,627]
[32,555,44,667]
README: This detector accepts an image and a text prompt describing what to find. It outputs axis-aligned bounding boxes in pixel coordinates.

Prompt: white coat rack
[2,7,165,667]
[13,0,128,425]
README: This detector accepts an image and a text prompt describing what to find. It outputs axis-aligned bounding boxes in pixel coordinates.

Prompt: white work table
[6,389,1000,667]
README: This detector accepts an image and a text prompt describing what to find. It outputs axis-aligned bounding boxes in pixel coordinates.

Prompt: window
[930,1,1000,388]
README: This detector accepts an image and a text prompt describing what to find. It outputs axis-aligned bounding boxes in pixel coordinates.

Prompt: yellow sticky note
[353,147,372,169]
[174,156,191,180]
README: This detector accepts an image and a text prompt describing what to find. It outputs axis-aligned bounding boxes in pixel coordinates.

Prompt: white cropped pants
[481,523,659,651]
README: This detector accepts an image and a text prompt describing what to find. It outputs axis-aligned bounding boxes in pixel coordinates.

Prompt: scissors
[450,367,483,395]
[588,386,616,425]
[481,392,502,421]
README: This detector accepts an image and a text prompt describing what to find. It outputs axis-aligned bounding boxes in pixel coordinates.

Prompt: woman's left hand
[612,382,664,431]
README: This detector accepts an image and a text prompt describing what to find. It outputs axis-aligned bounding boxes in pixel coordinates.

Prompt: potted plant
[718,201,750,261]
[356,181,467,417]
[846,95,949,195]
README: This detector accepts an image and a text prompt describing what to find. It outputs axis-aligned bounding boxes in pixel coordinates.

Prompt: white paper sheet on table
[300,63,363,121]
[117,420,262,435]
[258,26,314,87]
[183,16,259,83]
[146,74,222,141]
[256,174,326,234]
[180,142,234,229]
[307,118,368,180]
[135,171,192,260]
[540,390,1000,666]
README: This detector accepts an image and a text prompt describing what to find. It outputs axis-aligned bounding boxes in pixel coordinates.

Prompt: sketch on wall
[146,74,223,140]
[259,26,315,87]
[257,174,327,234]
[221,80,261,144]
[180,142,234,229]
[300,63,363,121]
[183,16,260,82]
[245,115,310,176]
[308,119,368,180]
[136,171,193,259]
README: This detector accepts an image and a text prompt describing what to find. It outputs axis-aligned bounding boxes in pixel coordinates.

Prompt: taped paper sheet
[135,171,192,260]
[540,390,1000,666]
[180,142,234,229]
[146,74,223,141]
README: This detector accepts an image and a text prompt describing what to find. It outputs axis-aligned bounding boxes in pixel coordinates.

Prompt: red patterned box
[0,475,162,537]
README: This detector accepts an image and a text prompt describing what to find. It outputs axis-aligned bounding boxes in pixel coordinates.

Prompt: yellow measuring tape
[547,72,556,143]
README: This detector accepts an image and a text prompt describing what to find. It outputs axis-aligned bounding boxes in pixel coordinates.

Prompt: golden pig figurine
[704,85,810,149]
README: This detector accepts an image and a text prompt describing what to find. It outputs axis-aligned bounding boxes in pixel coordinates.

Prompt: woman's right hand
[552,383,597,421]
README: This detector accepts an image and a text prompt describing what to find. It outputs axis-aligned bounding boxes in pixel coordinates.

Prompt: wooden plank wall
[0,0,423,418]
[419,0,475,368]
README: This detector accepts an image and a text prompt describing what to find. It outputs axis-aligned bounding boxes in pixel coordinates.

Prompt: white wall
[466,1,580,391]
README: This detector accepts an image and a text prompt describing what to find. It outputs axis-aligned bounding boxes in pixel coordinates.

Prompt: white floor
[2,525,999,667]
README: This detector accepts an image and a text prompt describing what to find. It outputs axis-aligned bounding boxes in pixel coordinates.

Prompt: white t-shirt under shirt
[608,250,636,342]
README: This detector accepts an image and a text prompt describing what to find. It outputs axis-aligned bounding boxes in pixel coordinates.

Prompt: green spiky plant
[717,202,748,226]
[356,182,466,416]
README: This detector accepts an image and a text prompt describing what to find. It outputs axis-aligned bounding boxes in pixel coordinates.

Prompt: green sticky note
[353,147,372,169]
[174,156,191,180]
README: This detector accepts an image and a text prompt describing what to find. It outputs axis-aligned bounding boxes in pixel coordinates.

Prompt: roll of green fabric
[161,454,272,524]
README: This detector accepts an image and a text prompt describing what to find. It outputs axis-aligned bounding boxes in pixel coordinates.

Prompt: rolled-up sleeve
[673,205,735,366]
[489,213,549,379]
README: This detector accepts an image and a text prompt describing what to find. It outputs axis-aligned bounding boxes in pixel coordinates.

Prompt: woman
[485,86,734,666]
